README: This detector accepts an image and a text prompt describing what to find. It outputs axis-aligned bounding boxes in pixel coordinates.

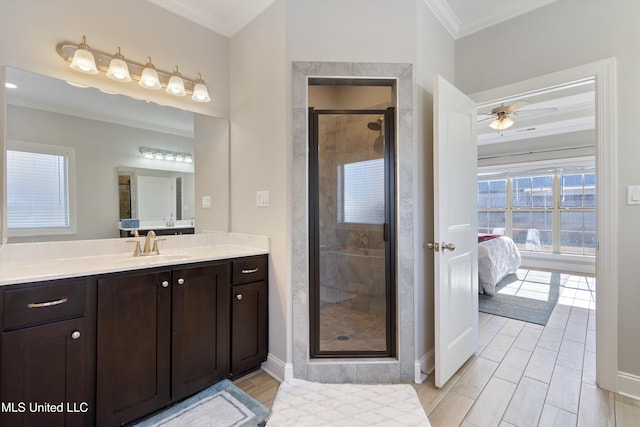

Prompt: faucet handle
[131,229,139,237]
[126,240,142,257]
[152,238,166,254]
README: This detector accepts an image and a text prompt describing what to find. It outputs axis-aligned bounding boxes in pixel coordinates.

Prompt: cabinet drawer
[232,256,266,285]
[3,280,86,330]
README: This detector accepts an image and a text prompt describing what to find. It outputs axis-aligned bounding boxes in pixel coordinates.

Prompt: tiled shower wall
[318,113,386,315]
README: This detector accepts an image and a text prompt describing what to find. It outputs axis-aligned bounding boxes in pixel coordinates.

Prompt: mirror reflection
[4,67,211,243]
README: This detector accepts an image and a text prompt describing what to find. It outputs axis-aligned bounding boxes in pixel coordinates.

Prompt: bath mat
[266,379,431,426]
[479,270,561,325]
[133,379,271,427]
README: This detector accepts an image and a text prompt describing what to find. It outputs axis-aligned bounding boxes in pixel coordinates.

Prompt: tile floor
[235,270,640,426]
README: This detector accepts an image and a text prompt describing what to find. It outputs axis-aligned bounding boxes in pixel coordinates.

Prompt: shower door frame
[308,107,396,359]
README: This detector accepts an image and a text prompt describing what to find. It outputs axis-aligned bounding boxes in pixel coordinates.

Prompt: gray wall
[455,0,640,381]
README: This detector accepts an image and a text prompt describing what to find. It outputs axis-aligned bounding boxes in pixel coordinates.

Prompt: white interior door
[433,76,479,388]
[137,176,176,221]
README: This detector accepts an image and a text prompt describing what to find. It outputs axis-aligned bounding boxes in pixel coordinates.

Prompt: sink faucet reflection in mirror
[126,230,166,256]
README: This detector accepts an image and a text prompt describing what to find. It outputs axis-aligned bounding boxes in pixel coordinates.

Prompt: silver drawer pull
[71,331,81,340]
[28,298,68,308]
[241,268,259,274]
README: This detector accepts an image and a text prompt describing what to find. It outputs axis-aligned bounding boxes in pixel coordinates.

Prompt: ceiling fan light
[490,116,514,130]
[139,57,162,90]
[69,36,98,75]
[105,47,132,82]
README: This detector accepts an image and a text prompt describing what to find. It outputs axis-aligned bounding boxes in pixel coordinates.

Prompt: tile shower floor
[319,302,386,352]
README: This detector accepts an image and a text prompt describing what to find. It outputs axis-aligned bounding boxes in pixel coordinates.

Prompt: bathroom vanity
[0,233,268,427]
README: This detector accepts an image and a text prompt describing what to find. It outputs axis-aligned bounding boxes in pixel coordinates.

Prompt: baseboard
[425,348,435,375]
[618,371,640,400]
[261,353,291,383]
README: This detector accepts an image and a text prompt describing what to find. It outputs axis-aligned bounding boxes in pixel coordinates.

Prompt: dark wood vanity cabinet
[0,278,95,427]
[95,262,229,427]
[230,256,268,378]
[0,253,267,427]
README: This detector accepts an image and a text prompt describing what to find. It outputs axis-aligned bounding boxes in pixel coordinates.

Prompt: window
[6,141,76,236]
[338,158,384,224]
[477,162,595,256]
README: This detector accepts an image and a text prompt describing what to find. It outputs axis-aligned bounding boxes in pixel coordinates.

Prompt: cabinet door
[96,270,171,427]
[172,263,229,401]
[230,281,268,377]
[0,318,86,427]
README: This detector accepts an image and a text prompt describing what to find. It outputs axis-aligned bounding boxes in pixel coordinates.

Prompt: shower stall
[309,107,396,357]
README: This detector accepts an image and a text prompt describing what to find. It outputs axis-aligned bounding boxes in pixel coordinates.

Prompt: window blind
[6,150,70,229]
[338,158,384,224]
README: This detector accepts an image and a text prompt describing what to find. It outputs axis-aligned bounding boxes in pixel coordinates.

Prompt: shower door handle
[383,223,389,242]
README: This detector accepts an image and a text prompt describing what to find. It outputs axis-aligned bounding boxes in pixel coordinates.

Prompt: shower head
[367,117,383,131]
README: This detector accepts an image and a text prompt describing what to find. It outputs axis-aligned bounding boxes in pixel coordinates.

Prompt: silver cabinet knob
[236,294,243,301]
[161,280,170,288]
[442,242,456,252]
[177,278,185,285]
[71,331,81,340]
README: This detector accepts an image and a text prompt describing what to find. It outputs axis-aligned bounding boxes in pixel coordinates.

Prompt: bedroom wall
[455,0,640,390]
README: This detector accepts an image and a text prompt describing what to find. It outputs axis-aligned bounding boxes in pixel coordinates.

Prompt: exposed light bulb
[5,82,17,89]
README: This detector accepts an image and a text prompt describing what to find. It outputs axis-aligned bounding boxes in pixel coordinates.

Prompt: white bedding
[478,236,521,295]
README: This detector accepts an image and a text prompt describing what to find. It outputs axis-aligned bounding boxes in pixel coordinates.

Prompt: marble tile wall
[291,61,415,383]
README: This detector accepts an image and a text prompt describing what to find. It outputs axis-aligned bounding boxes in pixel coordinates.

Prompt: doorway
[309,107,396,358]
[470,58,618,391]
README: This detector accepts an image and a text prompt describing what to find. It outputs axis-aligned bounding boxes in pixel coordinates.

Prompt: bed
[478,234,521,295]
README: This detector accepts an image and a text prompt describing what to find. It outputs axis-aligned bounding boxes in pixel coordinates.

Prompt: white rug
[267,379,431,426]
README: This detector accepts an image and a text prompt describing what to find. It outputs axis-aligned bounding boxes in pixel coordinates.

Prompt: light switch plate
[202,195,211,208]
[627,186,640,205]
[256,190,270,207]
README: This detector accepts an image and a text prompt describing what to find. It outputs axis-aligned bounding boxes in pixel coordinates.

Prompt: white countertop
[0,232,269,286]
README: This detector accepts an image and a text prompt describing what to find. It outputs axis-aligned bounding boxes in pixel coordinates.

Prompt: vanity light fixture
[192,74,211,103]
[57,36,212,102]
[105,47,132,82]
[69,36,99,74]
[139,57,162,90]
[140,147,193,163]
[165,66,186,96]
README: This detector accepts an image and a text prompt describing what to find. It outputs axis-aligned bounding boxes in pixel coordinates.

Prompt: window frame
[6,140,77,237]
[477,159,595,256]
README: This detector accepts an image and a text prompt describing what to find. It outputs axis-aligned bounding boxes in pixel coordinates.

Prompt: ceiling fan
[477,100,531,131]
[478,99,560,134]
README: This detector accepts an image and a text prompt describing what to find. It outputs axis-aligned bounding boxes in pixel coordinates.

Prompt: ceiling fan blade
[477,115,495,123]
[511,107,558,117]
[505,100,530,114]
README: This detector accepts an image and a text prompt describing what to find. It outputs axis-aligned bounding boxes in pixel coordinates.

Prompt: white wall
[230,0,289,372]
[456,0,640,382]
[7,105,193,242]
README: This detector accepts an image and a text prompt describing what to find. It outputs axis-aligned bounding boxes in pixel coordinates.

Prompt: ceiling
[147,0,558,39]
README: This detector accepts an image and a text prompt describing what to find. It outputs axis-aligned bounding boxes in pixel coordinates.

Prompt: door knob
[442,242,456,252]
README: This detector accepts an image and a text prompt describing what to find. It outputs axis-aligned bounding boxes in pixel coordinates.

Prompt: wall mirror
[3,66,229,243]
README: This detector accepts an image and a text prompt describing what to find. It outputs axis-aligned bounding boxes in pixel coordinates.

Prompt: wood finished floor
[235,273,640,426]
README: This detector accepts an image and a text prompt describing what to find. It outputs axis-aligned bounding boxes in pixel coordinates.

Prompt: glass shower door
[309,108,395,357]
